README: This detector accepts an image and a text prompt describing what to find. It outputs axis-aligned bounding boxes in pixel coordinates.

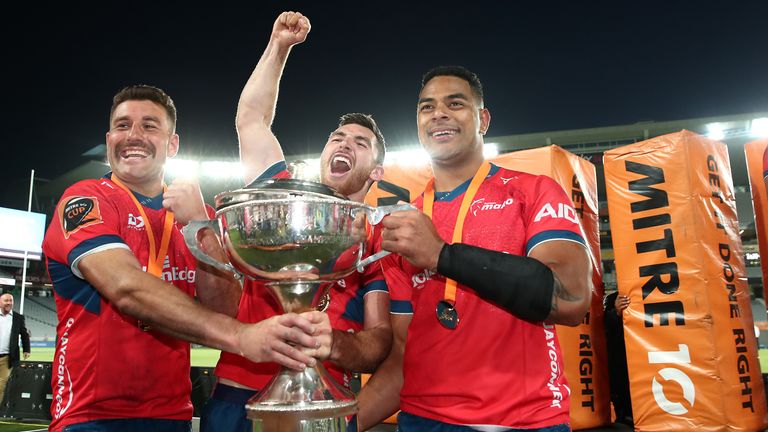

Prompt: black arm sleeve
[437,243,554,322]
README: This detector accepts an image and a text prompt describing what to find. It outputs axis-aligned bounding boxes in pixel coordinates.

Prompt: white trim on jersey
[71,243,131,279]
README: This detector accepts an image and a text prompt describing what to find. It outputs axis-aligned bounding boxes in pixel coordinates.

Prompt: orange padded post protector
[493,146,610,430]
[604,130,768,431]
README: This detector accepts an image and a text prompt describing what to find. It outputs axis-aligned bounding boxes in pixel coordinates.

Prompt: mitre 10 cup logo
[59,196,103,239]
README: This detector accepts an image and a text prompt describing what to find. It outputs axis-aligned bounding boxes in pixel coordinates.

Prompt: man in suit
[0,293,30,402]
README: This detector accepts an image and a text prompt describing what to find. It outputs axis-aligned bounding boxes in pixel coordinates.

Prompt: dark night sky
[3,1,768,210]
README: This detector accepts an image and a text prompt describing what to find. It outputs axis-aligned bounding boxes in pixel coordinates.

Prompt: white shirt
[0,311,13,355]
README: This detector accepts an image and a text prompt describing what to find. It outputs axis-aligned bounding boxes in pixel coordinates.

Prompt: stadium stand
[17,296,56,343]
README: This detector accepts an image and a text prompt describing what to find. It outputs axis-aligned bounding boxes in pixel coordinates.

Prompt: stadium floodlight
[294,158,322,182]
[384,147,430,166]
[166,158,200,179]
[200,161,244,180]
[483,143,499,159]
[751,118,768,138]
[167,142,500,182]
[166,159,246,180]
[383,143,499,167]
[706,122,725,141]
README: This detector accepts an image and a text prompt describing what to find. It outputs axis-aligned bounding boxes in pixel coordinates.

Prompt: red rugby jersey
[386,164,585,429]
[42,176,198,431]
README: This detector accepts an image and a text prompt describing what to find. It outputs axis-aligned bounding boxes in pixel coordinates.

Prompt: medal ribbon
[110,176,175,277]
[423,161,491,304]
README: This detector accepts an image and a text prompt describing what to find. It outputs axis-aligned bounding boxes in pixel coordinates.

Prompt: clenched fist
[272,11,311,48]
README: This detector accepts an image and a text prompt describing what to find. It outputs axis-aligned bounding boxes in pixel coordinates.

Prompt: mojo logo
[412,269,436,288]
[60,196,102,239]
[127,213,145,229]
[470,198,515,216]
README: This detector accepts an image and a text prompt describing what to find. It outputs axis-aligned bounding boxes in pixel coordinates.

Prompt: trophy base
[248,401,356,432]
[246,363,357,432]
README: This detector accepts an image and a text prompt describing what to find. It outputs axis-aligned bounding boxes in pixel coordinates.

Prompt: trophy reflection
[185,178,396,431]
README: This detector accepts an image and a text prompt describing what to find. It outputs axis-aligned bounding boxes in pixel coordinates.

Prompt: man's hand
[351,210,369,244]
[163,177,207,226]
[298,310,332,360]
[237,313,322,370]
[380,209,445,270]
[615,294,630,315]
[23,352,30,360]
[272,11,311,49]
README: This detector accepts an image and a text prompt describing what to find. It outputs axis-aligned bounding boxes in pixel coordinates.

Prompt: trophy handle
[352,203,416,226]
[182,220,241,277]
[356,249,392,273]
[352,203,416,272]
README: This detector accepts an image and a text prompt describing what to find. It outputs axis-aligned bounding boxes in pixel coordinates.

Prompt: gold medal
[423,161,491,330]
[436,300,459,329]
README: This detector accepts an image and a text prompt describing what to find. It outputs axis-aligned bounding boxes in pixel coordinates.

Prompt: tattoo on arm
[550,274,581,312]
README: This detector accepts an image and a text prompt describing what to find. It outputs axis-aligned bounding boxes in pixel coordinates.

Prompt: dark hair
[604,291,618,312]
[421,65,484,105]
[338,113,386,165]
[110,85,177,131]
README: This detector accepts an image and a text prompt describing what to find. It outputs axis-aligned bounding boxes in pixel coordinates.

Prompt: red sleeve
[42,180,128,275]
[382,253,413,314]
[523,175,586,255]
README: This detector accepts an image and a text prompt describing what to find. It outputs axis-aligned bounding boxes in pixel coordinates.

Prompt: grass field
[27,347,222,368]
[0,421,47,432]
[27,347,768,373]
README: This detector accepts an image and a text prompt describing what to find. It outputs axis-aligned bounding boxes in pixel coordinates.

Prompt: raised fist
[272,11,311,48]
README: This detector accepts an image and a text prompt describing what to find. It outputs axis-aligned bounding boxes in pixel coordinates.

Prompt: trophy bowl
[214,178,366,284]
[185,178,372,431]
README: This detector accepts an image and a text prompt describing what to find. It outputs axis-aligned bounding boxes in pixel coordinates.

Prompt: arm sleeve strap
[437,243,554,322]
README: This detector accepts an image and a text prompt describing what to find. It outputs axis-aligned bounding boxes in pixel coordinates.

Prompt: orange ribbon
[109,176,175,277]
[423,161,491,304]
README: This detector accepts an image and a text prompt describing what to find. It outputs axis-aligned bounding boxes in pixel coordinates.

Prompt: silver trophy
[184,178,409,432]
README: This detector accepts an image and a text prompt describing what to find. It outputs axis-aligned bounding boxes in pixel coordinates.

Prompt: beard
[321,166,374,198]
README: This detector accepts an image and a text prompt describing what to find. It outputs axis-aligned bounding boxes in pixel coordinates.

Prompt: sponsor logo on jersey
[470,197,515,216]
[127,213,145,229]
[59,196,103,239]
[412,269,436,289]
[533,202,578,224]
[143,256,196,283]
[500,176,516,185]
[54,317,75,418]
[543,323,566,408]
[317,291,331,312]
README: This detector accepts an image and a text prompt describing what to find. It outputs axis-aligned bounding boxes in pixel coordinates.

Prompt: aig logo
[127,213,145,229]
[534,203,578,224]
[470,198,514,216]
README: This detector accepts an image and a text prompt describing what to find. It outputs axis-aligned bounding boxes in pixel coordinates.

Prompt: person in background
[604,291,632,425]
[0,293,30,404]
